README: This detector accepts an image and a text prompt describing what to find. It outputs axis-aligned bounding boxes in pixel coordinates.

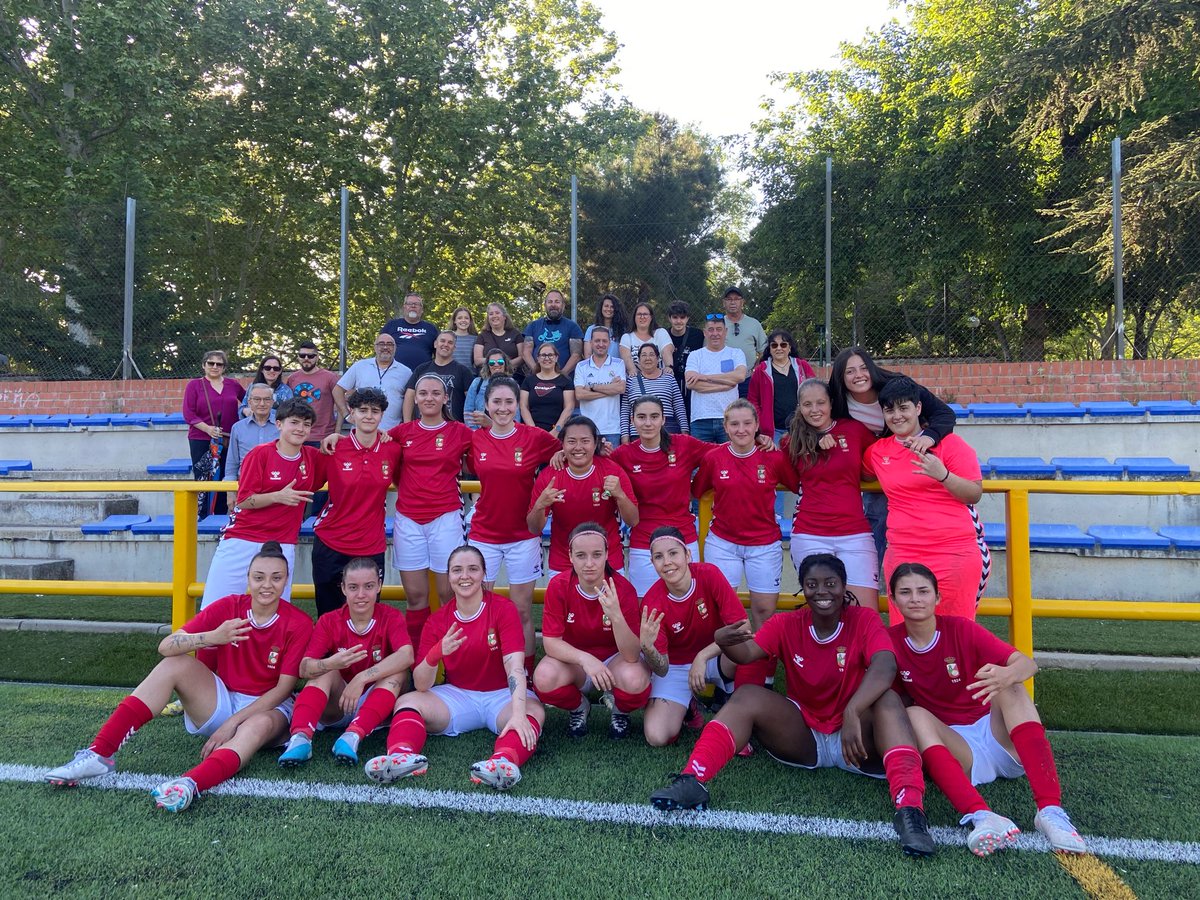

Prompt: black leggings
[311,534,385,617]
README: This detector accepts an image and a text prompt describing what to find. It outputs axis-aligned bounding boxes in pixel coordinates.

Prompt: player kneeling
[888,563,1085,855]
[44,544,312,812]
[650,554,935,858]
[278,558,413,768]
[363,545,545,790]
[533,523,650,740]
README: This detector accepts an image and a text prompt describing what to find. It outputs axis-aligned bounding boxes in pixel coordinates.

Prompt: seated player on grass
[278,557,413,768]
[44,543,313,813]
[887,562,1086,855]
[363,545,546,791]
[533,522,650,740]
[650,553,935,859]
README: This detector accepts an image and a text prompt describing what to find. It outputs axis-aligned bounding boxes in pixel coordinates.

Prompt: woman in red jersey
[639,527,747,746]
[45,544,313,813]
[278,557,413,768]
[468,376,562,672]
[650,553,934,859]
[533,523,649,740]
[782,379,879,607]
[527,415,638,581]
[364,545,545,790]
[888,563,1085,856]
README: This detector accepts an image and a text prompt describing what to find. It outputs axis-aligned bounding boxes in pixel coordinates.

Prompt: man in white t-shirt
[573,326,626,445]
[333,333,413,431]
[684,314,746,443]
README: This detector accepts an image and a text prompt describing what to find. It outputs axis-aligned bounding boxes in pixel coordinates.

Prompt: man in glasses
[722,287,766,398]
[382,292,440,371]
[286,340,340,444]
[225,383,281,511]
[684,314,747,443]
[334,333,412,431]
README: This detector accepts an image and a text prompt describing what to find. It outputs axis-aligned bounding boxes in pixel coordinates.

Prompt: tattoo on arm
[508,674,519,696]
[169,633,205,651]
[642,644,669,674]
[362,665,379,681]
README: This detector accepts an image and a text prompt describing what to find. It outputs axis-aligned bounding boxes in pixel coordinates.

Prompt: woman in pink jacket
[747,330,815,444]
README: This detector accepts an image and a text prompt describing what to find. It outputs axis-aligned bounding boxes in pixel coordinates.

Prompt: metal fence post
[339,186,349,372]
[570,174,578,321]
[122,197,136,381]
[824,157,832,367]
[1111,137,1125,360]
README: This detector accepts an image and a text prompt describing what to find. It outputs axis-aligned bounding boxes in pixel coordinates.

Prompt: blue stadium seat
[1050,457,1124,477]
[1083,401,1142,417]
[81,514,152,534]
[0,415,33,428]
[981,522,1006,548]
[70,414,113,426]
[1028,524,1094,549]
[150,412,187,425]
[1140,400,1200,417]
[197,514,230,534]
[777,515,792,541]
[131,515,176,535]
[977,459,993,477]
[987,457,1058,477]
[0,459,33,471]
[34,414,73,428]
[299,516,318,537]
[1087,525,1171,550]
[108,413,152,427]
[948,403,969,418]
[146,458,194,475]
[384,517,394,538]
[1025,402,1085,418]
[1159,526,1200,551]
[967,403,1025,418]
[1115,457,1191,477]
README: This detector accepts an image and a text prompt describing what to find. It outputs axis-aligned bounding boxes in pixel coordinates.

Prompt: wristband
[424,643,445,667]
[938,470,951,483]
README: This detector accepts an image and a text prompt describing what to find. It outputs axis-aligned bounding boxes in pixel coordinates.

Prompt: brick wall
[0,359,1196,414]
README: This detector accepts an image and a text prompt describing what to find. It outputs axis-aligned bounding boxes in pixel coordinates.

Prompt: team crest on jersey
[514,448,523,465]
[270,470,282,481]
[566,612,576,624]
[488,628,498,648]
[757,464,766,483]
[601,613,612,628]
[900,669,912,682]
[836,435,848,451]
[835,646,847,670]
[267,646,281,668]
[667,452,677,466]
[435,434,445,450]
[696,600,708,618]
[671,622,684,633]
[381,462,390,478]
[592,489,601,504]
[945,657,960,680]
[792,654,804,669]
[372,647,382,663]
[299,462,308,478]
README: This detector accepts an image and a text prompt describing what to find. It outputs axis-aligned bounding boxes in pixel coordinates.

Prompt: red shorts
[883,538,990,621]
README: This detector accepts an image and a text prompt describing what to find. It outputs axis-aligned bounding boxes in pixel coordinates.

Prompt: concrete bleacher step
[0,558,75,579]
[0,494,138,526]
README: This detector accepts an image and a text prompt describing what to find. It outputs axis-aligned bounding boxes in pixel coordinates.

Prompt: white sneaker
[1035,805,1086,854]
[364,751,428,784]
[469,756,521,790]
[962,809,1020,857]
[152,777,198,813]
[44,749,115,786]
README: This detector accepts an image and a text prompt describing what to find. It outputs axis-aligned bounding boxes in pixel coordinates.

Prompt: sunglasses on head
[704,313,725,321]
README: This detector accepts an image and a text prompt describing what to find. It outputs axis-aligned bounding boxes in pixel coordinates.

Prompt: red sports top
[469,425,561,544]
[304,602,411,682]
[390,419,473,524]
[541,569,640,661]
[643,563,747,665]
[418,591,525,692]
[529,458,635,572]
[313,432,401,555]
[783,418,875,537]
[888,616,1017,726]
[182,594,313,695]
[611,435,710,548]
[693,444,797,546]
[225,443,326,543]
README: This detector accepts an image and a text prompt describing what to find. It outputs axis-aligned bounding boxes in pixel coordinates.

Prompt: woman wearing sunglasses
[465,352,523,429]
[239,354,294,416]
[183,350,246,516]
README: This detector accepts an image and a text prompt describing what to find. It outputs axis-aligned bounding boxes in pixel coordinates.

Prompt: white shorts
[703,533,781,594]
[952,712,1025,786]
[580,652,623,693]
[626,543,700,595]
[427,683,513,736]
[393,510,465,573]
[766,701,884,779]
[789,532,879,588]
[183,671,295,737]
[468,536,543,585]
[201,537,296,608]
[317,684,376,732]
[649,657,733,708]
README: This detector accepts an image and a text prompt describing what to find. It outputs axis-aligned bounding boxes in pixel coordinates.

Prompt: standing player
[526,415,638,580]
[534,523,649,740]
[364,545,545,790]
[888,563,1085,855]
[45,543,313,812]
[639,527,747,747]
[279,557,413,767]
[650,554,934,858]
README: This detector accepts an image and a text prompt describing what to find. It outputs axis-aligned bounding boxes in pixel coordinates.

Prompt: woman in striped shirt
[620,343,688,441]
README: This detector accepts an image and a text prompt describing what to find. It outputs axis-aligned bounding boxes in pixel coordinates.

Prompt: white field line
[3,763,1199,865]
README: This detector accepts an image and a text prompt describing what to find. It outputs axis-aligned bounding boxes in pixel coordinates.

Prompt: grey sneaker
[44,749,115,786]
[608,710,631,740]
[469,757,521,790]
[364,751,429,784]
[151,777,198,813]
[567,697,591,738]
[963,809,1020,857]
[1035,805,1086,854]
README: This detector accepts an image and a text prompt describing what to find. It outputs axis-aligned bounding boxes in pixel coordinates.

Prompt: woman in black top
[520,342,576,436]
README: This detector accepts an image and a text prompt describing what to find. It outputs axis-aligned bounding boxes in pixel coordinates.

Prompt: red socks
[91,696,154,758]
[882,745,925,810]
[611,685,651,713]
[385,709,428,755]
[345,687,399,740]
[682,720,738,783]
[733,656,776,689]
[524,654,537,679]
[537,683,583,711]
[922,744,987,815]
[289,685,329,739]
[184,747,242,792]
[492,715,541,766]
[1010,720,1062,809]
[405,606,430,651]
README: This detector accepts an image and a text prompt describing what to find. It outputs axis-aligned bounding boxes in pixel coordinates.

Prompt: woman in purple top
[183,350,245,515]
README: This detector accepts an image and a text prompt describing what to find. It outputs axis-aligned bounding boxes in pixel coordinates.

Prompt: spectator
[225,383,280,511]
[521,342,576,436]
[620,343,688,439]
[666,300,704,415]
[474,301,525,371]
[239,354,294,416]
[573,326,626,446]
[747,329,816,441]
[448,306,478,368]
[520,289,583,376]
[382,292,439,370]
[721,287,766,398]
[402,331,475,422]
[684,314,746,443]
[286,340,340,443]
[464,352,522,429]
[182,350,245,517]
[618,301,673,376]
[334,333,412,431]
[585,293,628,363]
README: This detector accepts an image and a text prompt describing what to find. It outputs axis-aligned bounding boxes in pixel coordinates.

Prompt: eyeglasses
[769,341,789,349]
[704,313,725,321]
[249,395,273,403]
[204,360,225,367]
[487,359,506,367]
[374,342,394,349]
[297,352,317,360]
[538,353,558,360]
[261,365,281,372]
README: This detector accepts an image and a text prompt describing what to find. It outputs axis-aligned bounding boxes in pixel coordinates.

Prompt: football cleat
[364,751,428,784]
[277,735,313,768]
[650,773,710,811]
[331,734,360,766]
[1035,805,1086,854]
[567,697,591,738]
[469,757,521,790]
[44,748,115,786]
[151,777,198,813]
[963,809,1020,857]
[893,806,936,858]
[608,710,631,741]
[682,698,706,730]
[159,699,185,717]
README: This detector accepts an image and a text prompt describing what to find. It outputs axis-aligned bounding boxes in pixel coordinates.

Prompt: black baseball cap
[722,286,743,299]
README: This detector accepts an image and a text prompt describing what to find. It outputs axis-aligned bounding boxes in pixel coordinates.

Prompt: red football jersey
[753,605,892,734]
[888,616,1017,726]
[643,563,747,665]
[469,425,561,543]
[529,458,635,572]
[693,444,797,546]
[183,594,313,695]
[417,591,525,692]
[390,419,473,524]
[313,432,402,555]
[784,418,875,537]
[304,602,411,682]
[225,443,326,543]
[611,435,710,549]
[541,569,640,661]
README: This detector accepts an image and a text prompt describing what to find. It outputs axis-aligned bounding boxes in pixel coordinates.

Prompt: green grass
[2,683,1198,899]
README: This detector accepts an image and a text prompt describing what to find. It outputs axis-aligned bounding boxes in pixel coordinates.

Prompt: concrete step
[0,557,75,579]
[0,494,138,526]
